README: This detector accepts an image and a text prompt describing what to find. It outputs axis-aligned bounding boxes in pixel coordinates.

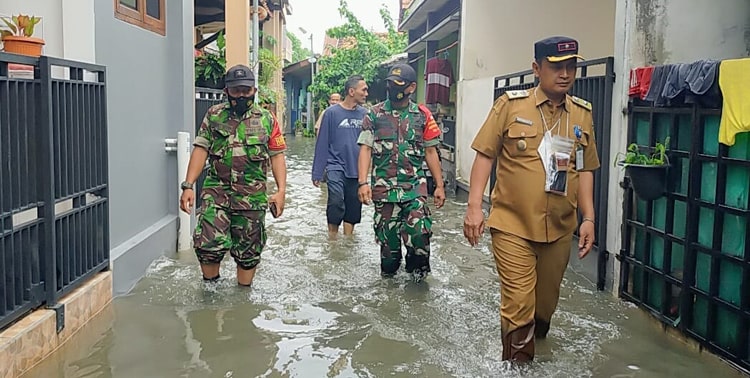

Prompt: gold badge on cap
[517,139,527,151]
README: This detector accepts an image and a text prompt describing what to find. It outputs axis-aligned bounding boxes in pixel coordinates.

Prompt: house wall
[0,0,95,63]
[1,0,193,293]
[95,1,195,294]
[455,0,616,191]
[415,56,426,102]
[607,0,750,294]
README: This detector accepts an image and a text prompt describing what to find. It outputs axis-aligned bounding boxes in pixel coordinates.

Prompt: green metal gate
[619,101,750,373]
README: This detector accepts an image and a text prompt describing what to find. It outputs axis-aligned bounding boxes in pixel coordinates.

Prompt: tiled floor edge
[1,271,113,378]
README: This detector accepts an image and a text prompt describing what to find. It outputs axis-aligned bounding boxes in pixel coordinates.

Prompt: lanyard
[534,88,570,138]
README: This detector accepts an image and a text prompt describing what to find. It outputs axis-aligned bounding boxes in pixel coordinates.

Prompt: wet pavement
[26,137,745,377]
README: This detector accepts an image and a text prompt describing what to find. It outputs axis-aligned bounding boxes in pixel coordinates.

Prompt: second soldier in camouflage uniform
[180,65,287,287]
[357,64,445,282]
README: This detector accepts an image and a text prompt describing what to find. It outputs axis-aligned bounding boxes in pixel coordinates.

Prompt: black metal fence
[492,57,615,289]
[619,101,750,372]
[194,88,224,207]
[0,52,109,332]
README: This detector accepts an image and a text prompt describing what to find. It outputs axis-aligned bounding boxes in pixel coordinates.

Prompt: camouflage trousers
[193,201,267,270]
[373,197,433,276]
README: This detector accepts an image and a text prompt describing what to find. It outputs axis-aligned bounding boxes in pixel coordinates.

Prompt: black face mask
[387,83,410,103]
[228,94,254,116]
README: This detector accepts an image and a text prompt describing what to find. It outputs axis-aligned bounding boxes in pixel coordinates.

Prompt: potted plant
[616,137,671,201]
[1,14,45,57]
[195,32,226,89]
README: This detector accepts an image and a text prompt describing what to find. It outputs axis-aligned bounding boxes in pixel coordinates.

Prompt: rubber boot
[501,322,535,362]
[381,249,402,277]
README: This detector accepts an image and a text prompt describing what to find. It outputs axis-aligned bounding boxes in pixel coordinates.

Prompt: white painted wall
[0,0,95,62]
[455,0,616,188]
[607,0,750,294]
[455,76,494,186]
[628,0,750,66]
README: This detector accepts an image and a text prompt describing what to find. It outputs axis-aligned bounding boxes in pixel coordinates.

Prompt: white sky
[286,0,401,53]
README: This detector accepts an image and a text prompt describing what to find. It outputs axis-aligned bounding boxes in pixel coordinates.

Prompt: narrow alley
[24,137,742,378]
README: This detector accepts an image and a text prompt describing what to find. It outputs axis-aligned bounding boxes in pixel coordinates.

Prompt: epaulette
[571,96,592,111]
[505,90,530,100]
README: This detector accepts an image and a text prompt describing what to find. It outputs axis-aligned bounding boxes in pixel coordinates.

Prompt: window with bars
[114,0,165,36]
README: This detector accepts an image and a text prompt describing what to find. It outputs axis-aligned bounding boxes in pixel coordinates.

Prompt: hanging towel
[684,60,721,108]
[644,64,671,105]
[425,57,454,106]
[718,58,750,146]
[629,66,655,100]
[661,63,691,106]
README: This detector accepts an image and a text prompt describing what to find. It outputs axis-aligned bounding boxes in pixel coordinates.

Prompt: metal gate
[619,101,750,373]
[492,57,615,289]
[194,88,224,208]
[1,53,110,331]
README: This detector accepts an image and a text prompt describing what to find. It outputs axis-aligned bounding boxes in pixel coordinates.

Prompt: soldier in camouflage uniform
[357,64,446,282]
[179,65,287,287]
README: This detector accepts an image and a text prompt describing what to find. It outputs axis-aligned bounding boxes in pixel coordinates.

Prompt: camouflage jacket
[194,103,286,210]
[357,100,441,203]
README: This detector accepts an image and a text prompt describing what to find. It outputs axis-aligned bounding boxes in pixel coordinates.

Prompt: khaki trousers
[490,228,572,360]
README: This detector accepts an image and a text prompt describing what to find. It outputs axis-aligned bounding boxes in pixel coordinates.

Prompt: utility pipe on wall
[176,132,192,251]
[165,133,193,252]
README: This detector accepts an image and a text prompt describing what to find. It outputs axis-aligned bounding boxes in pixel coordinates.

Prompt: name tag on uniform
[576,146,584,170]
[515,116,533,126]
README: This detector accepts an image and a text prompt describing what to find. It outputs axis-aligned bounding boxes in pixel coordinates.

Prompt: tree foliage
[309,0,406,109]
[287,31,312,63]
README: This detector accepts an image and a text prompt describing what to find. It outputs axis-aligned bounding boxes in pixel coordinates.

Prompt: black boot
[534,317,550,339]
[381,249,402,277]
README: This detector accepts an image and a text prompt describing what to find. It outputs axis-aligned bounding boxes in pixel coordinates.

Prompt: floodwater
[26,137,745,378]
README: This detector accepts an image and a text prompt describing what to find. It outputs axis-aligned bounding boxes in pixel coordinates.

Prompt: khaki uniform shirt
[471,87,600,243]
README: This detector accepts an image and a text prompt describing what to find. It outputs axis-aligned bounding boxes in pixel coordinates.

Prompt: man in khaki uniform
[463,36,600,361]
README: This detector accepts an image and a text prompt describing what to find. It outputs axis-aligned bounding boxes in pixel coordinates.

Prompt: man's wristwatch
[358,181,369,188]
[181,181,194,191]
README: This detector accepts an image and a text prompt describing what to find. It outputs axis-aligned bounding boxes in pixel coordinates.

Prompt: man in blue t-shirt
[312,75,369,236]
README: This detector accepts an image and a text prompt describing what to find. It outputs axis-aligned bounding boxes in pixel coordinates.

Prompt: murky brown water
[25,137,744,378]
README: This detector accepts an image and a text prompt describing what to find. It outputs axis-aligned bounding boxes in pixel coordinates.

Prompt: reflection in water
[25,137,744,378]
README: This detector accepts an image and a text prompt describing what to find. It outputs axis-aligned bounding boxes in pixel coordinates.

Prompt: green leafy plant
[616,137,670,166]
[287,31,312,63]
[309,0,407,107]
[195,32,226,88]
[302,128,315,138]
[194,29,283,102]
[257,46,282,104]
[1,14,41,38]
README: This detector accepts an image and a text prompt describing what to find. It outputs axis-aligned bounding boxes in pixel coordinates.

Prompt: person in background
[357,64,445,283]
[311,75,369,237]
[315,92,342,137]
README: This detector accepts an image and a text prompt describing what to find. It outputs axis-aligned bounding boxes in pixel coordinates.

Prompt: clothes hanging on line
[718,58,750,146]
[425,57,454,106]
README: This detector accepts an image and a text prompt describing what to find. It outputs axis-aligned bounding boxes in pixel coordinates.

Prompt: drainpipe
[252,0,260,103]
[165,131,192,251]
